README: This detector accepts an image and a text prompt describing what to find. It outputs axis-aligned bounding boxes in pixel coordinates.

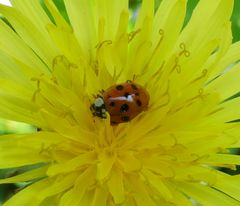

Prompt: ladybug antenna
[133,74,136,81]
[126,74,140,84]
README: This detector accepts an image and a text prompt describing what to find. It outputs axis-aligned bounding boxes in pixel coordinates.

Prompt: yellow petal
[0,132,63,169]
[59,166,96,206]
[0,166,47,184]
[142,168,173,201]
[10,0,52,41]
[91,187,108,206]
[3,179,49,206]
[0,20,49,74]
[64,0,97,59]
[159,93,220,133]
[214,174,240,201]
[40,109,95,145]
[0,4,58,68]
[47,152,96,176]
[0,51,30,85]
[134,0,154,30]
[174,165,218,185]
[107,166,125,204]
[127,174,156,206]
[0,79,42,125]
[96,0,128,40]
[97,151,115,180]
[0,144,47,169]
[205,22,232,79]
[178,182,240,206]
[118,152,141,173]
[206,64,240,101]
[142,0,187,79]
[169,189,194,206]
[204,97,240,124]
[142,156,175,178]
[201,154,240,167]
[46,25,85,65]
[43,0,70,29]
[35,172,79,204]
[178,0,233,52]
[208,41,240,79]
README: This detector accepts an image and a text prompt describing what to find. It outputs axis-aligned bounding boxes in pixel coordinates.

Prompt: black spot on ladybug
[121,116,130,122]
[120,104,129,112]
[109,102,115,107]
[131,84,138,90]
[124,92,130,98]
[135,92,140,96]
[136,100,142,107]
[116,85,124,90]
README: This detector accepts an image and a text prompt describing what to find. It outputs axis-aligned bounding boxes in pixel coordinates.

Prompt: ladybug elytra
[91,81,149,125]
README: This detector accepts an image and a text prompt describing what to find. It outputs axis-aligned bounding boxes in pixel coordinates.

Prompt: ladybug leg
[126,74,139,83]
[96,94,103,98]
[92,94,98,99]
[99,89,105,94]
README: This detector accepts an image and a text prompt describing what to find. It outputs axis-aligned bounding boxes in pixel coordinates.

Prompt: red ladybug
[91,81,150,125]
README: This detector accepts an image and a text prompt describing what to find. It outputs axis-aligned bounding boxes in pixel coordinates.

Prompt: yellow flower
[1,0,240,205]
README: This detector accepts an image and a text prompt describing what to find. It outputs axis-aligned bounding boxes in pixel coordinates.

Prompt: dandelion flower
[1,0,240,205]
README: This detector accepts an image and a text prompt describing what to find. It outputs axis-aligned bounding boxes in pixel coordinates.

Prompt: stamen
[52,55,78,86]
[170,58,181,74]
[188,69,208,86]
[153,61,165,79]
[149,81,170,112]
[32,88,41,102]
[179,43,190,57]
[95,40,112,51]
[31,76,42,102]
[52,55,78,70]
[52,55,63,68]
[128,74,141,83]
[39,143,58,157]
[141,29,165,74]
[167,88,210,115]
[152,29,165,53]
[175,64,182,74]
[112,66,123,82]
[59,106,74,119]
[144,68,162,88]
[159,28,164,36]
[206,107,224,117]
[169,43,190,75]
[151,94,170,112]
[51,76,58,84]
[169,133,178,146]
[128,29,141,42]
[94,40,112,76]
[92,60,99,75]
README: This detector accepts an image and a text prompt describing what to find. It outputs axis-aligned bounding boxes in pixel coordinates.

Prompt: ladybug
[90,81,150,125]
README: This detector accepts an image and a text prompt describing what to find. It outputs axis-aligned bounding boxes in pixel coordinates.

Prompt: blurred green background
[0,0,240,204]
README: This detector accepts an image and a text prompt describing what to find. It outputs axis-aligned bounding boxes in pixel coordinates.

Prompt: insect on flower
[91,81,150,124]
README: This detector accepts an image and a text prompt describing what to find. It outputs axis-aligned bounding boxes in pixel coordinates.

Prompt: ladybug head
[90,96,107,119]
